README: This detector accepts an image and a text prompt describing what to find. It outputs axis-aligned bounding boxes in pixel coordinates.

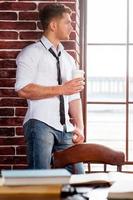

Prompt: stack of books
[1,169,133,200]
[0,170,115,187]
[1,169,71,186]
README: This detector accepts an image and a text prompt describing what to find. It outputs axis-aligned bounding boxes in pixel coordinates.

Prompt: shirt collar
[40,35,64,53]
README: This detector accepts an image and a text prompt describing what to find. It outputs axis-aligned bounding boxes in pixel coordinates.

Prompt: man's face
[54,13,73,40]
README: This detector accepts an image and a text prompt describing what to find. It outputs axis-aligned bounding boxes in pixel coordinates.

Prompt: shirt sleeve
[68,54,81,103]
[68,93,81,102]
[15,44,41,91]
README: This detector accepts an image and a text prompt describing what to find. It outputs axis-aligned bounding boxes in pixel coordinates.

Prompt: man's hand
[62,78,85,95]
[72,127,84,144]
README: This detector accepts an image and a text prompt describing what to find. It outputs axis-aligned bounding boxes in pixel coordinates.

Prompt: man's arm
[17,78,84,99]
[69,99,84,144]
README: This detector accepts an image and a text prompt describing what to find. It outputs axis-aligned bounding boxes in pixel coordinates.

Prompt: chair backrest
[53,143,125,173]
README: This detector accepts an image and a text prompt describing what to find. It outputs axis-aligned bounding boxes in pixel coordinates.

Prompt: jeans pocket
[62,132,73,145]
[23,119,33,138]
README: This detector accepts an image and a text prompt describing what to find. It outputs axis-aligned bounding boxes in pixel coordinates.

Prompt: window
[86,0,133,171]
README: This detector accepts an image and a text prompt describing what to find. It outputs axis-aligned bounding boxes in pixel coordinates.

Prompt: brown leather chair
[53,143,125,173]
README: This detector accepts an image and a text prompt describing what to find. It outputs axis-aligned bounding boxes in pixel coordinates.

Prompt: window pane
[87,104,126,153]
[129,0,133,43]
[87,46,126,101]
[129,46,133,101]
[90,164,117,172]
[122,165,133,172]
[129,104,133,161]
[87,0,127,43]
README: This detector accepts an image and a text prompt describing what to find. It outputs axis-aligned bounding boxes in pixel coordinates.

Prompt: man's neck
[43,32,60,50]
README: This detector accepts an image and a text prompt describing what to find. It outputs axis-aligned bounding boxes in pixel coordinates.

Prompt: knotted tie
[49,48,66,128]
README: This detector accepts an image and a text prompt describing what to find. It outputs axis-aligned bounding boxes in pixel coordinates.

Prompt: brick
[20,31,42,40]
[15,107,27,116]
[71,12,76,21]
[14,156,27,165]
[67,3,76,11]
[70,31,76,40]
[0,137,25,145]
[0,89,17,97]
[62,41,75,50]
[0,2,36,11]
[0,60,16,68]
[0,165,11,170]
[13,165,28,169]
[0,117,23,126]
[0,108,14,116]
[0,128,15,136]
[37,21,43,30]
[16,146,26,155]
[0,69,16,78]
[0,147,15,155]
[16,127,24,136]
[67,50,76,59]
[0,12,17,20]
[37,2,51,11]
[38,2,75,11]
[0,79,15,87]
[0,22,36,30]
[0,98,27,107]
[0,51,19,59]
[72,22,76,30]
[0,156,27,164]
[0,41,34,50]
[0,137,25,146]
[19,12,38,20]
[0,31,18,40]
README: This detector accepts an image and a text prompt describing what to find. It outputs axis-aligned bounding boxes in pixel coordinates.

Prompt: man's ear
[49,19,57,32]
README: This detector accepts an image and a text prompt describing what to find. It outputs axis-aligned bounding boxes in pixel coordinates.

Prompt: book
[107,172,133,199]
[70,172,133,187]
[108,180,133,200]
[69,172,113,187]
[1,169,71,186]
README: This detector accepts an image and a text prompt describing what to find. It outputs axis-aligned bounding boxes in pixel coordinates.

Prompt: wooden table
[0,184,61,200]
[0,184,110,200]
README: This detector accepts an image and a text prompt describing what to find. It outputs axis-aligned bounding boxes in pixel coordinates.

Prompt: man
[15,3,85,173]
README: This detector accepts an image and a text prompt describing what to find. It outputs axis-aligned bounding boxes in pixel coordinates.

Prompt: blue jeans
[23,119,84,174]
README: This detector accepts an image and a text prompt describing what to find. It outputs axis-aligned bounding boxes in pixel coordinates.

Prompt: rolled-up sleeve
[15,44,41,91]
[68,93,80,102]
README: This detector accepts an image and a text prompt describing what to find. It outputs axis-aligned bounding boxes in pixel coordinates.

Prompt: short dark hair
[39,3,72,31]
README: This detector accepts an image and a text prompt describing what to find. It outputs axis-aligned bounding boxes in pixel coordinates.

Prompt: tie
[49,48,66,128]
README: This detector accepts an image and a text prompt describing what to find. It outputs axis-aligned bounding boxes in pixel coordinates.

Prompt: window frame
[79,0,133,166]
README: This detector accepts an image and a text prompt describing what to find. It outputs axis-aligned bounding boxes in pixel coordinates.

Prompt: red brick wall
[0,0,80,169]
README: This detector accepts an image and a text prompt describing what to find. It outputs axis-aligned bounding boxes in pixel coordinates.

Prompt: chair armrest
[53,143,125,168]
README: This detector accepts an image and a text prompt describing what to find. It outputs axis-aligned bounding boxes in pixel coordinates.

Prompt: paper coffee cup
[72,69,84,78]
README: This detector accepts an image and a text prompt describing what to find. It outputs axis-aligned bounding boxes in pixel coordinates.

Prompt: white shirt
[15,36,80,132]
